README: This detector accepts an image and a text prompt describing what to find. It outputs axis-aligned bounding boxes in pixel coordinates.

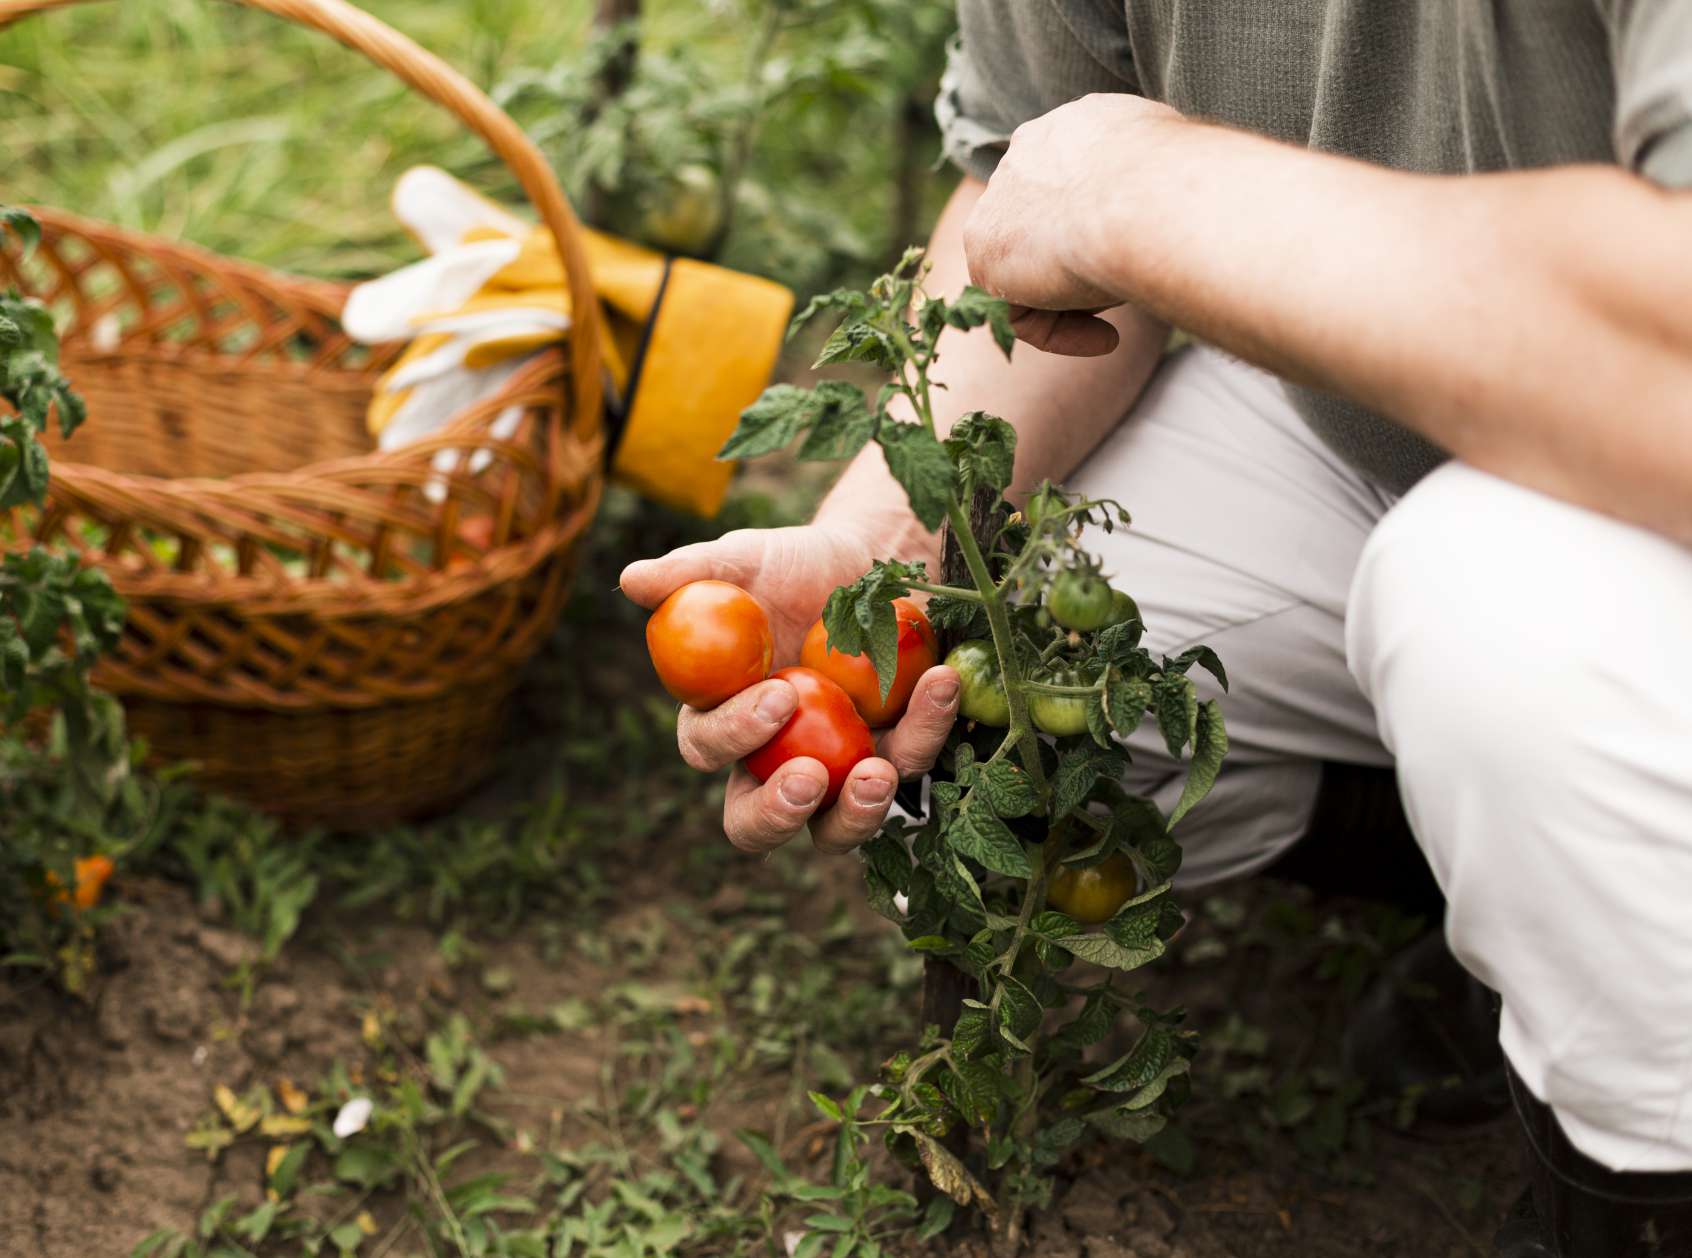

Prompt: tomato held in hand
[944,640,1010,727]
[1047,853,1138,924]
[744,667,876,808]
[800,598,938,727]
[645,580,774,709]
[1029,671,1092,737]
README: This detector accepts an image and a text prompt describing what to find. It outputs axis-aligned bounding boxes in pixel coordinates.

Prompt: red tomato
[744,666,876,808]
[799,598,938,727]
[646,580,774,709]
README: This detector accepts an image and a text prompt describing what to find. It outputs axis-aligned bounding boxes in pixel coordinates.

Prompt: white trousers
[1071,345,1692,1173]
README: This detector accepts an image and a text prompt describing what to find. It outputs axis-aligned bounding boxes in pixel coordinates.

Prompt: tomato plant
[720,250,1230,1250]
[645,579,773,709]
[802,596,936,727]
[743,665,875,808]
[0,206,131,995]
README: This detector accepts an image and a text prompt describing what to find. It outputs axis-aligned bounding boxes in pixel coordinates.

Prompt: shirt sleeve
[936,0,1138,183]
[1603,0,1692,187]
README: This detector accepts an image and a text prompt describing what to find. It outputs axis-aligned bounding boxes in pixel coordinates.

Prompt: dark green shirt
[937,1,1692,493]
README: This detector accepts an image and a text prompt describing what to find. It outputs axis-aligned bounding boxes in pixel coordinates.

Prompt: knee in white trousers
[1347,462,1692,1171]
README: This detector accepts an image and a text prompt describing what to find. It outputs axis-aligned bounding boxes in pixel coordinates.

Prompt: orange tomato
[645,580,774,709]
[44,854,116,914]
[799,598,937,727]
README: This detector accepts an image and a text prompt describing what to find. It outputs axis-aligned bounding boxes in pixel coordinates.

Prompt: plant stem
[946,502,1046,795]
[904,580,981,601]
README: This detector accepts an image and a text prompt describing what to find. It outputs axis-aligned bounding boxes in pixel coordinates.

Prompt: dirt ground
[0,534,1519,1257]
[0,835,1518,1256]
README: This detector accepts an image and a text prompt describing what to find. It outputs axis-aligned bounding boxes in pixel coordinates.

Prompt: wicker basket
[0,0,606,825]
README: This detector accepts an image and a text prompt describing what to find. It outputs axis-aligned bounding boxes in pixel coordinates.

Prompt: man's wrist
[1072,110,1201,307]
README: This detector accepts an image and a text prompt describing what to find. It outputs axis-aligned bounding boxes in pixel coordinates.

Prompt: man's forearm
[1086,118,1692,541]
[816,178,1169,560]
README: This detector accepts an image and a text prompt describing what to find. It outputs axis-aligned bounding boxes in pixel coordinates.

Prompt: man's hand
[964,94,1185,357]
[620,525,958,856]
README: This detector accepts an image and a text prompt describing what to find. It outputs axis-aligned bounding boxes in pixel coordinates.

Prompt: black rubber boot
[1497,1059,1692,1256]
[1341,926,1510,1125]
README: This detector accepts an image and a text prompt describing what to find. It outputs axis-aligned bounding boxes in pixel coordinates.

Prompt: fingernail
[930,680,960,707]
[756,686,796,724]
[779,774,824,808]
[852,778,893,806]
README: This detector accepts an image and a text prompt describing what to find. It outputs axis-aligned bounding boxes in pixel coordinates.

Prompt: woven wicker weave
[0,0,605,825]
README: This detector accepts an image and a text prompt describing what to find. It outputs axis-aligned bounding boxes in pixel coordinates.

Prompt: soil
[0,852,1518,1258]
[0,553,1519,1257]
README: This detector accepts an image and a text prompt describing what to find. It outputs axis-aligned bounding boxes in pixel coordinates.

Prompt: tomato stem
[904,579,982,601]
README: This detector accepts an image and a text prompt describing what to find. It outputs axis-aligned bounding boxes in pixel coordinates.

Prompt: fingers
[810,759,900,856]
[1008,306,1121,357]
[618,536,757,609]
[722,759,831,854]
[878,665,961,778]
[676,678,797,771]
[717,668,959,857]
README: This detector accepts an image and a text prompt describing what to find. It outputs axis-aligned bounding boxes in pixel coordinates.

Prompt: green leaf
[976,760,1040,819]
[1052,745,1123,819]
[1167,644,1228,692]
[721,381,876,462]
[1050,992,1117,1053]
[952,1007,990,1059]
[1105,675,1153,738]
[1085,1107,1168,1143]
[996,976,1042,1050]
[1051,929,1165,973]
[925,591,989,639]
[1081,1024,1176,1093]
[795,381,878,462]
[819,560,924,701]
[876,422,956,531]
[944,807,1032,878]
[232,1202,278,1243]
[719,384,813,459]
[1153,673,1198,756]
[939,1060,1005,1125]
[916,1196,956,1242]
[943,412,1017,498]
[1119,1056,1190,1112]
[813,320,901,372]
[944,287,1017,358]
[736,1129,789,1181]
[788,286,868,339]
[1169,700,1227,827]
[1031,1116,1085,1167]
[809,1091,845,1122]
[0,206,40,254]
[266,1142,309,1200]
[802,1214,855,1232]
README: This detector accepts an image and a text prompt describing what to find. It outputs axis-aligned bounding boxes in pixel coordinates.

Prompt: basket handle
[0,0,604,442]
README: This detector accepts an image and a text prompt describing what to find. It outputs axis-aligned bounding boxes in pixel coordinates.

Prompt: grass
[0,0,950,287]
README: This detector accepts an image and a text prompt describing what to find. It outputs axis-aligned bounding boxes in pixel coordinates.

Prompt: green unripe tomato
[1029,671,1092,737]
[1046,571,1116,632]
[1023,484,1066,529]
[944,639,1010,727]
[1106,589,1141,627]
[637,164,724,256]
